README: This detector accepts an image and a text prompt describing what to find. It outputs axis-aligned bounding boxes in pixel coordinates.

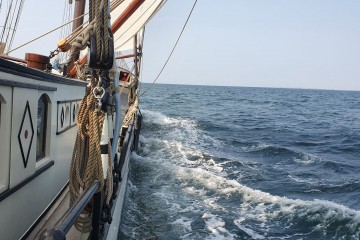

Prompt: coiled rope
[69,78,105,232]
[68,0,121,232]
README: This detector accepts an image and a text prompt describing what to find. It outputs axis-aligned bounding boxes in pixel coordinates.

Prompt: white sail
[111,0,166,52]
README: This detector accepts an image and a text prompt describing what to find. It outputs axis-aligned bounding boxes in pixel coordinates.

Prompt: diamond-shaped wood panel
[18,101,34,168]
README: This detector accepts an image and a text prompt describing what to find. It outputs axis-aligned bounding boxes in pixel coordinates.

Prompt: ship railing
[40,180,101,240]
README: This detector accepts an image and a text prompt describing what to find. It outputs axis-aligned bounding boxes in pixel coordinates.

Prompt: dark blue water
[120,84,360,240]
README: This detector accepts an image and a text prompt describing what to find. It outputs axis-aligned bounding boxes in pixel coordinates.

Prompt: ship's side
[0,58,86,240]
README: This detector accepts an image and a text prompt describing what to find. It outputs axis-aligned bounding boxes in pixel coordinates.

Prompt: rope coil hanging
[69,77,105,232]
[69,0,116,233]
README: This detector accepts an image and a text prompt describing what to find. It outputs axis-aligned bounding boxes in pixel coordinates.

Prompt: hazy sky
[4,0,360,91]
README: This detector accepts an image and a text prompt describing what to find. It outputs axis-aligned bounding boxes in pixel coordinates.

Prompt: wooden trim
[111,0,145,33]
[115,54,136,59]
[0,78,57,91]
[0,160,55,203]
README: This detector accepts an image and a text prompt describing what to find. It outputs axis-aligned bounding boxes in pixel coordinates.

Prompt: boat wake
[120,109,360,240]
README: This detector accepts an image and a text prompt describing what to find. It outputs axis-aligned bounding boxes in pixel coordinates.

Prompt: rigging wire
[7,0,25,52]
[4,12,89,55]
[4,0,20,46]
[4,0,124,56]
[140,0,198,97]
[60,1,74,63]
[0,1,13,42]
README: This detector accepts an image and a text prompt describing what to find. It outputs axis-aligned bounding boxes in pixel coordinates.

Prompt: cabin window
[36,94,48,160]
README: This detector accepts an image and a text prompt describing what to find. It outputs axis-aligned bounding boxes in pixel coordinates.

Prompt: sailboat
[0,0,166,239]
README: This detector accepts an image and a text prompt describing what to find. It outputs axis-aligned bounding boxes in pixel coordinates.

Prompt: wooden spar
[111,0,145,33]
[68,0,145,77]
[115,54,136,59]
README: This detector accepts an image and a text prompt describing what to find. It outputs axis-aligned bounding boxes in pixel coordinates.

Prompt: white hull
[0,58,138,239]
[0,58,85,240]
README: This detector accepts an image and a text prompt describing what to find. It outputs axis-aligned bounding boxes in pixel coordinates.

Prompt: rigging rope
[69,0,117,232]
[140,0,198,97]
[5,0,25,53]
[3,0,124,56]
[69,78,105,232]
[3,12,88,55]
[0,1,12,42]
[59,0,73,63]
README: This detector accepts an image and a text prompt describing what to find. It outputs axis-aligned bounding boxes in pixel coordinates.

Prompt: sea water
[119,84,360,240]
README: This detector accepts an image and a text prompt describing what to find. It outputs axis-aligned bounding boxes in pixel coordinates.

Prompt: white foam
[202,213,235,240]
[142,109,220,148]
[141,109,169,125]
[184,186,207,196]
[138,134,226,177]
[293,153,317,165]
[234,218,265,239]
[171,217,193,231]
[142,109,196,128]
[135,109,360,238]
[175,166,360,237]
[204,197,225,211]
[288,175,319,185]
[241,143,269,152]
[127,179,137,191]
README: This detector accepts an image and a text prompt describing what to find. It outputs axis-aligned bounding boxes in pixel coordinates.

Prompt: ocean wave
[134,135,360,239]
[142,109,196,127]
[176,167,360,239]
[239,143,357,175]
[141,109,220,149]
[202,213,236,240]
[128,107,360,239]
[138,136,227,176]
[171,217,193,232]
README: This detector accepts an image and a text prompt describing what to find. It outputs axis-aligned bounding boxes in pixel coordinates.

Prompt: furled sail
[111,0,166,53]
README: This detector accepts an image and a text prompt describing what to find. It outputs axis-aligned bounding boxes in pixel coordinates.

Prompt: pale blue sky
[4,0,360,91]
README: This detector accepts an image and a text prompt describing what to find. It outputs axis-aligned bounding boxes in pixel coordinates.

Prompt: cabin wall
[0,67,86,240]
